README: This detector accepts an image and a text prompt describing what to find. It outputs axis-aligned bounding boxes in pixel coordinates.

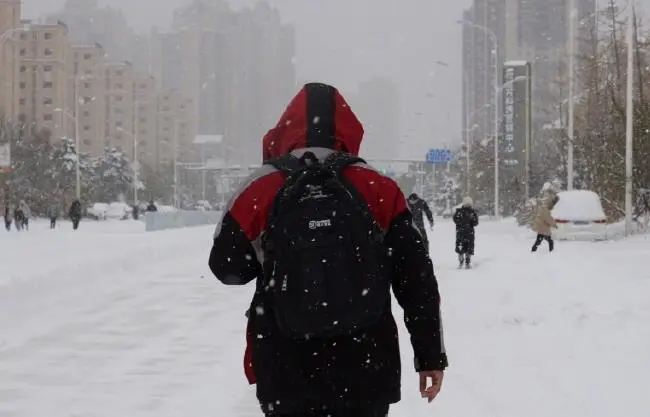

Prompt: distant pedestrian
[48,204,60,229]
[146,200,158,212]
[531,195,559,252]
[19,200,30,231]
[3,205,11,231]
[407,193,434,250]
[453,197,479,268]
[69,199,82,230]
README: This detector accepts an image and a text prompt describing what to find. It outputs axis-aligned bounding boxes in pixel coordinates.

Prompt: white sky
[30,1,649,159]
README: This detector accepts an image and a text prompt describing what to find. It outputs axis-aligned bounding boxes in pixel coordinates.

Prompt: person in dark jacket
[48,204,59,229]
[4,205,11,231]
[69,199,82,230]
[146,200,158,212]
[13,206,24,231]
[453,197,479,268]
[210,83,447,417]
[407,193,434,249]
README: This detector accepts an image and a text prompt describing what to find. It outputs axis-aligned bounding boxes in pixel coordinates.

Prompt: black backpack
[262,151,391,340]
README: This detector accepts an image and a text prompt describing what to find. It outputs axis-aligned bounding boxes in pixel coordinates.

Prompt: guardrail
[145,211,222,232]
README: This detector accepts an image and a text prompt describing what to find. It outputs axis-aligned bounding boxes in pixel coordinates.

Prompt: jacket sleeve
[472,209,479,226]
[387,208,448,372]
[209,212,263,285]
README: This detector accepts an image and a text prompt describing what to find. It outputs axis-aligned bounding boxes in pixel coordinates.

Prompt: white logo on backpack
[308,219,332,229]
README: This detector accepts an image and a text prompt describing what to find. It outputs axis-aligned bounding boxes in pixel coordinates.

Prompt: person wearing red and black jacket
[209,82,448,417]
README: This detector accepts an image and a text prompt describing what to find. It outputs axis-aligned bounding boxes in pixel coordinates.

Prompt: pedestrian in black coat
[407,193,434,250]
[453,197,479,268]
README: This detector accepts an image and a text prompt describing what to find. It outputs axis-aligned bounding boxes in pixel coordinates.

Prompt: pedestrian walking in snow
[3,205,11,231]
[453,197,479,268]
[532,195,559,252]
[407,193,434,250]
[209,83,447,417]
[146,200,157,212]
[48,204,59,229]
[13,206,24,231]
[18,200,30,231]
[69,199,82,230]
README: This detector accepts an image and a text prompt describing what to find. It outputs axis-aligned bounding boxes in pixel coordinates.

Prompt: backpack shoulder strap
[323,152,366,174]
[264,153,302,176]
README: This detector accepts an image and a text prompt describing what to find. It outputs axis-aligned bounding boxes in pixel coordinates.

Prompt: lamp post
[53,107,80,199]
[625,0,635,234]
[457,20,500,216]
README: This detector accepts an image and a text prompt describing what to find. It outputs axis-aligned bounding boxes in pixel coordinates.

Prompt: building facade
[17,20,70,140]
[68,43,106,155]
[0,0,21,121]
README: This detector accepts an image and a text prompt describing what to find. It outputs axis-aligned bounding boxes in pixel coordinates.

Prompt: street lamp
[457,19,500,216]
[53,107,80,199]
[625,0,635,234]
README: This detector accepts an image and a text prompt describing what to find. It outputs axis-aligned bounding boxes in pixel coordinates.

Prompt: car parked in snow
[551,190,608,241]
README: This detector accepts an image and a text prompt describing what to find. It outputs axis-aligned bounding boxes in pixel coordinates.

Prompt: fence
[145,211,222,232]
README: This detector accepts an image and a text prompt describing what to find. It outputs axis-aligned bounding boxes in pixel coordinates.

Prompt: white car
[551,190,608,241]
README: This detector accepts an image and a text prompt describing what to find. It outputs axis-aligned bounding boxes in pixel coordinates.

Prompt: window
[43,81,53,88]
[44,114,53,121]
[139,129,148,135]
[19,82,25,89]
[84,82,91,89]
[115,83,123,89]
[44,32,53,40]
[18,114,26,122]
[83,111,90,117]
[115,121,123,128]
[20,65,26,72]
[163,127,169,132]
[162,106,170,112]
[44,65,52,72]
[43,97,53,105]
[139,117,147,124]
[83,139,92,146]
[19,32,27,40]
[19,98,26,105]
[140,83,147,89]
[83,126,91,131]
[19,49,26,56]
[83,97,92,104]
[84,53,91,60]
[44,48,53,56]
[115,96,123,102]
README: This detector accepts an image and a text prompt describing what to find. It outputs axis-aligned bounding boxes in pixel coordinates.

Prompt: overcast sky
[51,1,650,161]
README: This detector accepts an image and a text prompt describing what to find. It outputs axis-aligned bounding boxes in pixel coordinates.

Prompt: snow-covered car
[105,202,132,220]
[87,203,108,220]
[551,190,608,241]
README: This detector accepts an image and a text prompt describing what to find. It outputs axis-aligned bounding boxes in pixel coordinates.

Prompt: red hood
[263,83,364,161]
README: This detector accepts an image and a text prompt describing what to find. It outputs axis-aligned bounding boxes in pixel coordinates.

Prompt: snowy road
[1,219,649,416]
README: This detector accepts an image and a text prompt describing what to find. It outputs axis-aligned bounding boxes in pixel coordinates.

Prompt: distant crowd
[2,199,158,232]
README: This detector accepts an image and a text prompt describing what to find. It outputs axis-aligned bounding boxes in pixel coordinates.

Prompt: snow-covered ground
[1,218,649,416]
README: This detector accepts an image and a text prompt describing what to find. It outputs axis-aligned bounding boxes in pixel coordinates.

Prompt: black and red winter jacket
[209,83,447,415]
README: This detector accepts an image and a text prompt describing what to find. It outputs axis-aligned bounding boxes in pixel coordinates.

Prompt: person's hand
[419,370,444,403]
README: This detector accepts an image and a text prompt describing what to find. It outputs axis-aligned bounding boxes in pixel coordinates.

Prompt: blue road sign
[425,148,453,164]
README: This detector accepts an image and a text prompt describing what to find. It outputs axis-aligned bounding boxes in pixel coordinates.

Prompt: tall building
[0,0,21,120]
[67,42,106,156]
[104,61,134,158]
[354,77,400,160]
[133,74,158,170]
[156,89,193,169]
[17,20,70,140]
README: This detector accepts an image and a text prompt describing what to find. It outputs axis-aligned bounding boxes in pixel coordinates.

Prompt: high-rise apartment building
[67,42,106,156]
[104,61,134,158]
[156,89,193,169]
[133,74,158,170]
[0,0,21,120]
[17,20,70,140]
